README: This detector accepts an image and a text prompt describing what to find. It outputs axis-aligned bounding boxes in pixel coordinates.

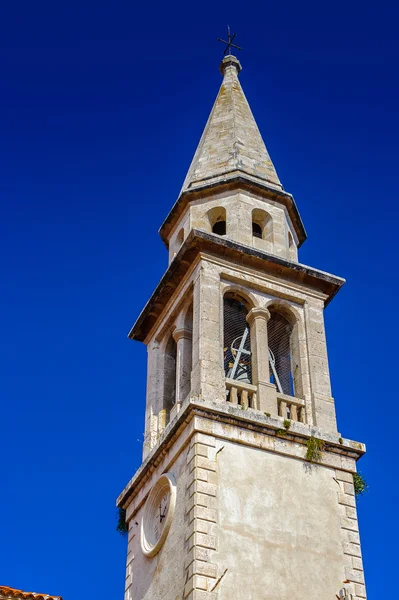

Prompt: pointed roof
[181,55,283,193]
[159,55,306,247]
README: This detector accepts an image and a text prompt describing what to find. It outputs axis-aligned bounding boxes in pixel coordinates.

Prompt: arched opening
[288,231,296,260]
[162,335,177,425]
[177,228,185,247]
[252,208,273,242]
[181,304,193,401]
[267,309,294,397]
[207,206,227,236]
[252,222,263,239]
[223,294,252,384]
[212,220,226,235]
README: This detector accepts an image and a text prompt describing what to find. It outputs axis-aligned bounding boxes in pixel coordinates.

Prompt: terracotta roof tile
[0,586,62,600]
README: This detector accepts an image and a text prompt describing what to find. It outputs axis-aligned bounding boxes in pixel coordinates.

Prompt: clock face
[141,473,176,557]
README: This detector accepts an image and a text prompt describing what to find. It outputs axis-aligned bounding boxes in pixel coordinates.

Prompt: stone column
[304,299,338,434]
[173,327,192,409]
[246,307,278,415]
[143,340,162,459]
[191,261,225,402]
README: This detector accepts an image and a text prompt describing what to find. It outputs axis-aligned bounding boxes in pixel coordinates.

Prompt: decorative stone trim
[245,306,271,324]
[173,327,193,342]
[335,469,367,599]
[124,529,136,600]
[184,433,220,599]
[118,398,365,511]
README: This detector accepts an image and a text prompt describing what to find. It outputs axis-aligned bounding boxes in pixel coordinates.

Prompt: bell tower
[117,54,367,600]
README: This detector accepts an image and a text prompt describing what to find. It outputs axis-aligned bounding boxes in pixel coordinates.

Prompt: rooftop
[0,587,62,600]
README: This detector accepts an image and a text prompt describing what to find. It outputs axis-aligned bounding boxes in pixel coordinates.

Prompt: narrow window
[162,335,177,424]
[267,310,294,396]
[207,206,227,236]
[223,296,252,384]
[212,220,226,236]
[288,231,296,260]
[252,208,273,242]
[177,228,185,247]
[252,222,263,238]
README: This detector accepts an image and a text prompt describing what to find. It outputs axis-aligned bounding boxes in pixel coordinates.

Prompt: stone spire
[181,55,283,193]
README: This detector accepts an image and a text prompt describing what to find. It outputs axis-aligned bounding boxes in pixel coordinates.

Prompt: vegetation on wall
[353,472,368,497]
[117,507,129,537]
[306,436,325,463]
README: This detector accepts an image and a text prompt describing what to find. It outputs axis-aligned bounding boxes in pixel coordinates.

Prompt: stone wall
[121,405,367,600]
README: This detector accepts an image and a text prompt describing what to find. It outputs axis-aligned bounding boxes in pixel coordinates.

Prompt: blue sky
[1,1,397,597]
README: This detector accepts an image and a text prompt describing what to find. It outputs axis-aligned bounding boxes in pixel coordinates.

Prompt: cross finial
[217,25,242,56]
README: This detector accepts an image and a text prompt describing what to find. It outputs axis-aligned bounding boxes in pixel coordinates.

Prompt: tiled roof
[0,587,62,600]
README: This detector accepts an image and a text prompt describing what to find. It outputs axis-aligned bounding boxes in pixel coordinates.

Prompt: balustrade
[277,392,306,423]
[225,378,257,409]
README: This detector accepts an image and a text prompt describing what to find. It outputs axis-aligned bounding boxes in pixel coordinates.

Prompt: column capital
[172,327,192,342]
[246,307,271,325]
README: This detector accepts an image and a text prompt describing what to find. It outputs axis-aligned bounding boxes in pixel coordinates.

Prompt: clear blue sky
[1,1,397,597]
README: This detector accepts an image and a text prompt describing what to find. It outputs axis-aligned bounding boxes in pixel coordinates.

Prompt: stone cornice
[128,229,345,342]
[116,397,365,510]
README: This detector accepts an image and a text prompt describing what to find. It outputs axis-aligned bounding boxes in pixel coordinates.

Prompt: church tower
[117,54,367,600]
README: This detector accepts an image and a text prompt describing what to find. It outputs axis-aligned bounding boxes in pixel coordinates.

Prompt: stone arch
[223,291,253,385]
[207,206,227,236]
[288,230,296,261]
[221,284,257,311]
[265,300,304,400]
[184,302,193,331]
[161,333,177,426]
[265,299,301,326]
[252,208,273,242]
[177,227,185,248]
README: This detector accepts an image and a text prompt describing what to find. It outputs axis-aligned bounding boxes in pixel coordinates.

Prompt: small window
[177,228,184,245]
[252,222,262,238]
[212,221,226,236]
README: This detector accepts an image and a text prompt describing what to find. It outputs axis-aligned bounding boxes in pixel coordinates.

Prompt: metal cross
[217,25,242,56]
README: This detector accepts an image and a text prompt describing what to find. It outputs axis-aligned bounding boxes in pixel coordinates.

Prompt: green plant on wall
[353,472,368,497]
[306,436,325,463]
[117,507,128,537]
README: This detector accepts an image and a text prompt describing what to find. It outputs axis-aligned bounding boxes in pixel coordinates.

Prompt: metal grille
[223,297,252,384]
[268,311,294,396]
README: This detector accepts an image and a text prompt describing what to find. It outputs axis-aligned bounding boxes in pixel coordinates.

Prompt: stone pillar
[173,327,192,408]
[143,340,162,459]
[191,261,225,402]
[304,299,338,434]
[246,307,278,415]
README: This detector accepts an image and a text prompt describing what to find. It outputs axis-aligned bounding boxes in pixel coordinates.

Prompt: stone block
[335,470,354,483]
[188,561,218,579]
[341,517,359,532]
[345,567,365,585]
[343,482,355,496]
[355,583,367,598]
[338,492,356,508]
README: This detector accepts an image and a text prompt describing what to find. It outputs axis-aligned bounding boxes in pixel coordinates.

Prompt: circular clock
[141,473,177,557]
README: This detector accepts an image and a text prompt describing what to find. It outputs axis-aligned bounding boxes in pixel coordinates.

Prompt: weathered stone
[117,50,367,600]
